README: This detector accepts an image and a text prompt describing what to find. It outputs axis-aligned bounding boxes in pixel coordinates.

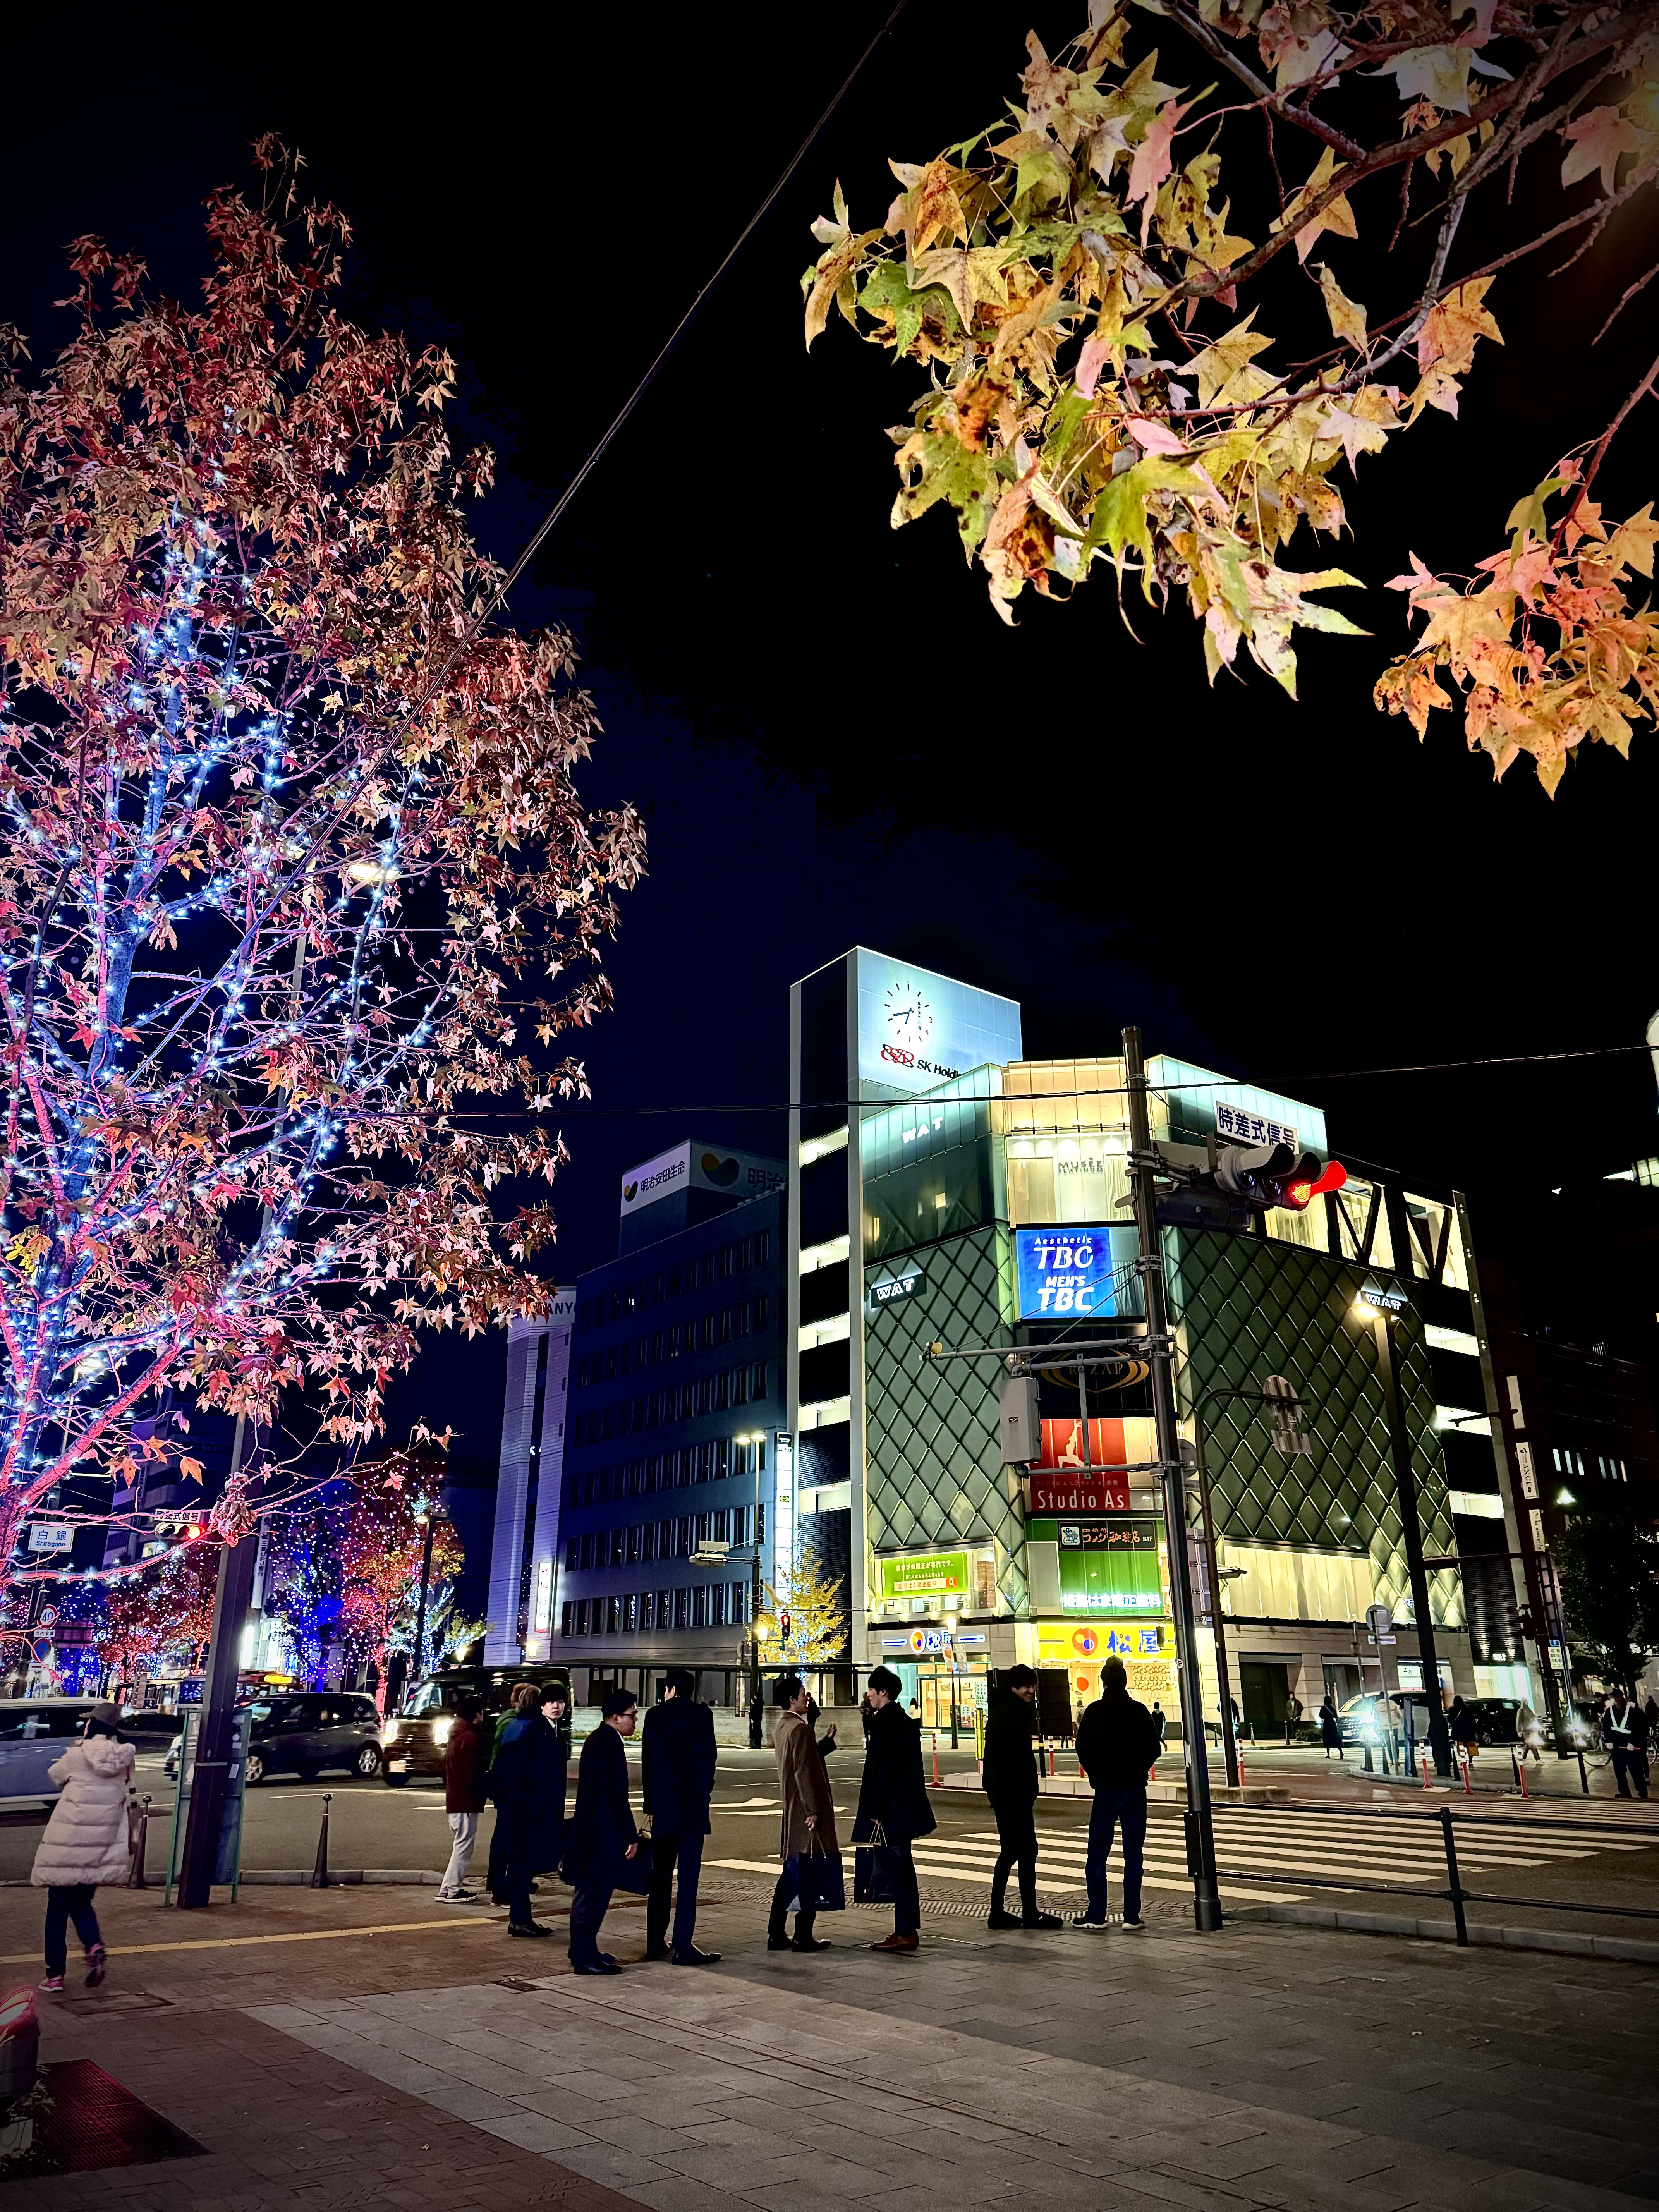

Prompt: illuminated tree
[98,1542,220,1685]
[336,1455,463,1706]
[759,1549,849,1668]
[0,141,642,1570]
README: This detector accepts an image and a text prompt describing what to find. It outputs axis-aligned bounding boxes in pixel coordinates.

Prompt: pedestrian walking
[1449,1695,1478,1769]
[1072,1657,1158,1931]
[562,1689,642,1973]
[641,1666,720,1965]
[438,1695,489,1902]
[1284,1691,1304,1745]
[1644,1694,1659,1738]
[32,1703,134,1992]
[1516,1699,1545,1765]
[1601,1691,1652,1800]
[858,1691,874,1747]
[1318,1695,1343,1760]
[982,1665,1062,1931]
[489,1684,568,1938]
[1151,1700,1168,1752]
[852,1665,934,1953]
[769,1674,840,1952]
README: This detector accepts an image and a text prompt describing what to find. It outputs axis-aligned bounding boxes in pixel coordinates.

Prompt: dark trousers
[989,1798,1037,1918]
[44,1884,101,1976]
[768,1865,816,1945]
[1611,1747,1651,1798]
[892,1840,920,1938]
[568,1879,615,1966]
[1085,1786,1147,1923]
[647,1831,704,1953]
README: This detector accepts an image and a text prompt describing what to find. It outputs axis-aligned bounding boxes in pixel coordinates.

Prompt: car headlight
[431,1717,453,1747]
[382,1720,402,1743]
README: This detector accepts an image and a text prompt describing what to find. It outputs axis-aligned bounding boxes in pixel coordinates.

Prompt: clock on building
[883,977,933,1046]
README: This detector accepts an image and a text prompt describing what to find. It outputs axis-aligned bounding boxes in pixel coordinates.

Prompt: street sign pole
[1125,1025,1223,1933]
[177,1414,256,1909]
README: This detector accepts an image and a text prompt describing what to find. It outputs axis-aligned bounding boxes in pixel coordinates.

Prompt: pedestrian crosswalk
[712,1803,1654,1911]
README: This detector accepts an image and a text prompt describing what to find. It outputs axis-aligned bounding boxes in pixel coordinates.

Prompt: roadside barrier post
[127,1794,151,1889]
[1438,1807,1470,1946]
[310,1791,333,1889]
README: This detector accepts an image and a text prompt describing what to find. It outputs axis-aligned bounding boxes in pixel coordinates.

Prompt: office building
[552,1142,786,1705]
[484,1291,577,1665]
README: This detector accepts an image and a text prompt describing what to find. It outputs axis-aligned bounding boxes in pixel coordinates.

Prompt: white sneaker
[1123,1917,1147,1932]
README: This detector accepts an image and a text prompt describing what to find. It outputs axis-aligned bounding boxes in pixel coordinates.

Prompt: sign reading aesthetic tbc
[1014,1227,1125,1319]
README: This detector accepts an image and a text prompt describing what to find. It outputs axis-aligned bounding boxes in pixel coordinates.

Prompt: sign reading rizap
[877,1551,969,1601]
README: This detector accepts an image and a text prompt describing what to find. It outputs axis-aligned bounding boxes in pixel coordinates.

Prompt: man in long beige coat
[769,1676,839,1952]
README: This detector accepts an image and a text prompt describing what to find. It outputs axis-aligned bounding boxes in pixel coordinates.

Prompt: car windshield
[405,1681,454,1716]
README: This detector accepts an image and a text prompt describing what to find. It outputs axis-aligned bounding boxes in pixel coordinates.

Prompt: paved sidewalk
[3,1875,1655,2209]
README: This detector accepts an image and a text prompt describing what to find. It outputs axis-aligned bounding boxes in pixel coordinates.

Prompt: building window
[751,1362,768,1400]
[574,1600,588,1635]
[561,1602,574,1637]
[623,1593,638,1632]
[730,1581,746,1624]
[711,1585,728,1627]
[658,1587,673,1626]
[692,1584,708,1628]
[674,1587,690,1629]
[605,1595,620,1633]
[626,1525,642,1564]
[733,1365,749,1406]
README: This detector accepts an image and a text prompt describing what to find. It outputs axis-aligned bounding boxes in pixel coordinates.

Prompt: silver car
[0,1699,110,1810]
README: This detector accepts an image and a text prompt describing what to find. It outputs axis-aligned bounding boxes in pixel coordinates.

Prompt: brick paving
[0,1875,1654,2209]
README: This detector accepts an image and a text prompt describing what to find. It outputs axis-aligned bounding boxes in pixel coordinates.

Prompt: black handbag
[613,1825,652,1894]
[854,1821,903,1905]
[783,1836,847,1914]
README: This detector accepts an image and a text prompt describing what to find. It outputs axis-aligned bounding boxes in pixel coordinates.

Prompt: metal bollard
[930,1733,941,1789]
[1460,1748,1474,1796]
[1577,1748,1589,1796]
[1438,1807,1469,1946]
[310,1791,333,1889]
[1516,1753,1530,1800]
[1420,1748,1433,1789]
[128,1794,152,1889]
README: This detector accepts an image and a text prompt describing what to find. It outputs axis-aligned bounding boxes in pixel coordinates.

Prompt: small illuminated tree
[759,1549,850,1669]
[0,142,642,1570]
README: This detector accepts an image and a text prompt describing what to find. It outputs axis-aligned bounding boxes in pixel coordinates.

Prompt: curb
[235,1868,442,1886]
[1235,1901,1659,1964]
[933,1774,1293,1805]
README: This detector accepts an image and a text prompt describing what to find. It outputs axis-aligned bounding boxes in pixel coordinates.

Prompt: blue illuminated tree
[0,143,642,1574]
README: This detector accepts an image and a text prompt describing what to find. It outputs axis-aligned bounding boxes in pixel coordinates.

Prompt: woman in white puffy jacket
[31,1702,135,1991]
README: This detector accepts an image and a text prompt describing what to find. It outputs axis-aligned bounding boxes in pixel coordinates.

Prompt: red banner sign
[1028,1470,1130,1514]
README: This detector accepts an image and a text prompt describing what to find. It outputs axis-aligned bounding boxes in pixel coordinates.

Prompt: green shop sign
[1029,1515,1164,1616]
[878,1551,969,1601]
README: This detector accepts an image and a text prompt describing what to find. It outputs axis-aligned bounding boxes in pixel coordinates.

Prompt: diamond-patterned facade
[1166,1226,1463,1629]
[863,1226,1030,1613]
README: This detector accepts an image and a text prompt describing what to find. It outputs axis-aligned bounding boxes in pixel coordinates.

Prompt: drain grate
[0,2060,203,2182]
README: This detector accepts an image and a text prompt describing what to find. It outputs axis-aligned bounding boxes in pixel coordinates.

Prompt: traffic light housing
[1214,1142,1346,1214]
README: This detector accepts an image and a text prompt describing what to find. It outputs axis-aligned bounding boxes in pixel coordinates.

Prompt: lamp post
[1355,1290,1453,1778]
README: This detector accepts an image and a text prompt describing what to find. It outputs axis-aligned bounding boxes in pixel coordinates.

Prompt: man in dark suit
[982,1664,1062,1930]
[851,1664,935,1953]
[562,1690,641,1974]
[641,1667,720,1965]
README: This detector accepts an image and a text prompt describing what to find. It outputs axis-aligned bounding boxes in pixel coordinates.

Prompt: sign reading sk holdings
[1014,1227,1120,1319]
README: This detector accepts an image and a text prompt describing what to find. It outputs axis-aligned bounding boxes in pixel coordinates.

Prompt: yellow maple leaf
[1186,313,1273,407]
[1271,147,1358,265]
[1316,264,1367,349]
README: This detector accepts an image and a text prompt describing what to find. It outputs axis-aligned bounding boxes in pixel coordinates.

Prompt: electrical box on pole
[998,1372,1041,1465]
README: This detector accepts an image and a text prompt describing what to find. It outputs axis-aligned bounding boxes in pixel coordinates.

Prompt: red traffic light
[1279,1159,1348,1212]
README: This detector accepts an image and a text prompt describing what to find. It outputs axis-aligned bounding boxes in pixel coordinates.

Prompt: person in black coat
[851,1665,935,1953]
[641,1668,720,1965]
[489,1685,568,1937]
[981,1666,1062,1931]
[1073,1656,1161,1931]
[561,1690,641,1973]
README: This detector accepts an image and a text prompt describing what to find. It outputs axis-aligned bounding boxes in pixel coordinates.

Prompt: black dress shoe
[790,1934,831,1952]
[1023,1911,1065,1929]
[766,1933,791,1951]
[508,1920,552,1938]
[671,1945,721,1965]
[986,1909,1023,1930]
[572,1957,622,1975]
[644,1944,671,1961]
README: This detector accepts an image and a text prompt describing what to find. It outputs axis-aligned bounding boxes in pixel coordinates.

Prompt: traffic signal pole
[1370,1309,1453,1778]
[1124,1026,1223,1932]
[177,1413,256,1908]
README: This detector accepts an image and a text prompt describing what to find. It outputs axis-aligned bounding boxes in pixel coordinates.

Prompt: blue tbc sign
[1015,1227,1120,1321]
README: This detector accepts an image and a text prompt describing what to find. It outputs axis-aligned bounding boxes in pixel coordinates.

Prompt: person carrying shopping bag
[852,1666,934,1953]
[769,1674,842,1951]
[33,1703,136,1992]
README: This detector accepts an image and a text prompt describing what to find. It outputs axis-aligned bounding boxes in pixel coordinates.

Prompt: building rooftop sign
[853,948,1022,1101]
[1148,1054,1328,1156]
[618,1140,784,1218]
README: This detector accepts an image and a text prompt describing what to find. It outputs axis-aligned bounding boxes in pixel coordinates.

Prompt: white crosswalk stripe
[713,1803,1656,1915]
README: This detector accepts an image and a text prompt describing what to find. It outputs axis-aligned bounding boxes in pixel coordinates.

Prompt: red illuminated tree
[99,1543,220,1684]
[0,142,642,1571]
[337,1455,463,1706]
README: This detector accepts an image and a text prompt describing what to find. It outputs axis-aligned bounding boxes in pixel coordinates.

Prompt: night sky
[5,6,1655,1476]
